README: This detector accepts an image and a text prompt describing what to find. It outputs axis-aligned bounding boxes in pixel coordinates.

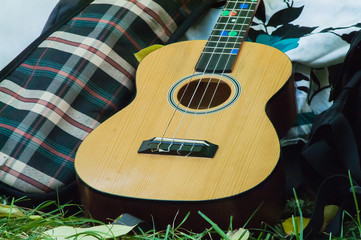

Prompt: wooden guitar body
[75,40,296,231]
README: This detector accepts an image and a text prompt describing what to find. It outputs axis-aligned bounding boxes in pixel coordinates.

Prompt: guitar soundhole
[168,73,241,115]
[177,78,232,109]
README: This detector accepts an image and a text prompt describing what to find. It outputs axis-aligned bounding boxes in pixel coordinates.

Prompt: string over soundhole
[177,78,231,110]
[168,73,241,115]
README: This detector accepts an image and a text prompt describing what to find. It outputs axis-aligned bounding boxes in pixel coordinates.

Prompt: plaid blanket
[0,0,212,193]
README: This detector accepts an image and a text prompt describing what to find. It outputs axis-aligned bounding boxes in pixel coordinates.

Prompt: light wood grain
[75,40,292,201]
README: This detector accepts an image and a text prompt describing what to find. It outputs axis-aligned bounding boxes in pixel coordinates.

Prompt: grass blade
[198,211,229,240]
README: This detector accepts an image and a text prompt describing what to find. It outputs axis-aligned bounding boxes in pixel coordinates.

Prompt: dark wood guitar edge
[76,75,296,232]
[266,74,298,138]
[77,159,286,232]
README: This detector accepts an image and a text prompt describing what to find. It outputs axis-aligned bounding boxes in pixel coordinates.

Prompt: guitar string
[187,0,259,155]
[188,0,251,113]
[157,0,257,154]
[156,70,196,151]
[206,0,259,110]
[181,0,258,155]
[156,3,232,149]
[156,1,235,152]
[156,40,214,150]
[167,0,250,154]
[191,5,237,113]
[164,2,239,152]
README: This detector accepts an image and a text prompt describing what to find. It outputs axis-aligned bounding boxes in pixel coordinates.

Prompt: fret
[206,40,240,43]
[212,29,248,35]
[205,41,242,48]
[212,20,250,34]
[216,17,252,23]
[220,11,256,19]
[204,39,243,54]
[222,8,255,13]
[203,45,240,51]
[225,0,259,4]
[226,0,258,2]
[203,47,239,51]
[208,35,245,43]
[224,1,258,10]
[195,0,260,73]
[221,8,255,16]
[213,24,250,30]
[218,15,253,20]
[202,50,239,55]
[203,51,238,56]
[213,27,248,31]
[211,29,248,36]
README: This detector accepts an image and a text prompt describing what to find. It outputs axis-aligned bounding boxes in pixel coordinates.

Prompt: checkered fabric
[0,0,209,193]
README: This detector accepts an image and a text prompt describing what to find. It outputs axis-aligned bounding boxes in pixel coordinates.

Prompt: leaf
[0,203,25,218]
[282,216,310,235]
[272,38,299,52]
[282,205,340,235]
[226,228,250,240]
[134,44,163,62]
[254,1,266,23]
[333,30,359,44]
[43,224,136,240]
[267,6,304,27]
[254,34,299,52]
[272,24,317,39]
[322,205,339,232]
[247,28,267,42]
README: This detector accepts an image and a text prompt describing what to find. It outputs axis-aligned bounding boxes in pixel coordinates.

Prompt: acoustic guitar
[75,0,297,231]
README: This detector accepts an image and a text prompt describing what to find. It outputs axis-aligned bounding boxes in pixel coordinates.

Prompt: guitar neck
[195,0,260,73]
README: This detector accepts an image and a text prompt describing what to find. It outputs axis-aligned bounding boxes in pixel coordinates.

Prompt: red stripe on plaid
[47,36,135,81]
[1,165,53,192]
[72,17,143,50]
[20,64,119,111]
[0,87,94,133]
[181,0,191,14]
[129,0,173,37]
[0,123,74,162]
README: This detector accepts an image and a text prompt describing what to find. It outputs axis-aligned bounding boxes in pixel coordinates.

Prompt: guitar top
[74,0,296,229]
[75,39,292,200]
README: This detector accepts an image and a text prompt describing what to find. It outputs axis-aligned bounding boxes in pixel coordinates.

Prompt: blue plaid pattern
[0,0,207,193]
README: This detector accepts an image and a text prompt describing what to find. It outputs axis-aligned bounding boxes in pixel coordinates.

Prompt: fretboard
[195,0,260,73]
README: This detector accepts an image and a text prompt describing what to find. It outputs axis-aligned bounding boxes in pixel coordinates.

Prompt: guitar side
[75,40,296,230]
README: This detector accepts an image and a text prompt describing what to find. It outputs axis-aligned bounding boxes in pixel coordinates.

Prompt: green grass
[0,197,103,239]
[1,181,361,240]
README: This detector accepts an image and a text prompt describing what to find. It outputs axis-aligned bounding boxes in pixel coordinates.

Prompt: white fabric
[0,0,59,70]
[251,0,361,144]
[180,7,222,41]
[184,1,361,145]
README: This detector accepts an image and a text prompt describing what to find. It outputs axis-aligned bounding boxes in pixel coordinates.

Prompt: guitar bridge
[138,137,218,158]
